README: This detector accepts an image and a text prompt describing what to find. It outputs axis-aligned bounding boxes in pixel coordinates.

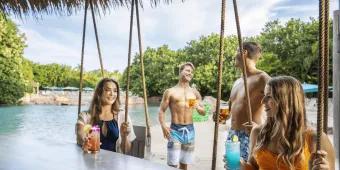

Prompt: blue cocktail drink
[225,135,240,170]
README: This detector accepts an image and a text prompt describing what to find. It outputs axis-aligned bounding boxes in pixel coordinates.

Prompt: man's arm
[158,89,171,139]
[193,89,205,116]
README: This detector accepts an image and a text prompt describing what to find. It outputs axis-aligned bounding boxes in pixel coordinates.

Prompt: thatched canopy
[0,0,181,18]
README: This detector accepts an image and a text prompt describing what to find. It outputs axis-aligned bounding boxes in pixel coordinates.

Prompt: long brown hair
[89,78,120,125]
[255,76,306,169]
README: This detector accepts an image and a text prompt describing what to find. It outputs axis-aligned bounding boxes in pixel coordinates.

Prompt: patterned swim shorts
[167,123,195,166]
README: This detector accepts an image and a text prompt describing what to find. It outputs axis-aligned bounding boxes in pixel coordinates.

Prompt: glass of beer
[188,98,196,108]
[219,102,230,123]
[88,125,100,153]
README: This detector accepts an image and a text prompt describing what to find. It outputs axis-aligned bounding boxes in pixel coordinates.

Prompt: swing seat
[128,125,146,158]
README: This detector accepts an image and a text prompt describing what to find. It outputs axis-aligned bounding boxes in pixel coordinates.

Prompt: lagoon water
[0,105,174,170]
[0,99,334,144]
[0,104,168,147]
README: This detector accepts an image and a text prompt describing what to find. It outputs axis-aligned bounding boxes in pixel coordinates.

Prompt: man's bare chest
[168,87,195,103]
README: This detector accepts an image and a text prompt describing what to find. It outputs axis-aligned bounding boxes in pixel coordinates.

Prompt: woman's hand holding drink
[82,125,100,153]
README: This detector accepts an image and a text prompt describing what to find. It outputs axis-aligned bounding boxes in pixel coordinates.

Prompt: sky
[11,0,339,72]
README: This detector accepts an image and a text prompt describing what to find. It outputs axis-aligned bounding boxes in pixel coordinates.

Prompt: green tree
[22,58,35,93]
[121,45,179,96]
[182,34,239,98]
[0,14,26,104]
[121,34,240,98]
[259,18,333,83]
[31,62,122,89]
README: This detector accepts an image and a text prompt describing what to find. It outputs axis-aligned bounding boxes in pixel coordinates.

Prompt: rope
[322,0,329,134]
[122,0,135,154]
[77,0,89,116]
[89,0,105,77]
[233,0,253,124]
[211,0,225,169]
[135,0,152,146]
[316,0,326,151]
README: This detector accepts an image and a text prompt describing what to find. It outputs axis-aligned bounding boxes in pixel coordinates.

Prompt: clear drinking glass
[219,102,230,123]
[188,98,196,108]
[88,125,100,153]
[224,139,240,170]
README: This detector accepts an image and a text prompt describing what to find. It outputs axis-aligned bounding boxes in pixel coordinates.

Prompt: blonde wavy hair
[255,76,307,169]
[89,78,121,125]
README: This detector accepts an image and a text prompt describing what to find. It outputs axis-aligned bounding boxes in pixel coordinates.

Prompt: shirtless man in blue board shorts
[215,42,270,161]
[159,62,206,170]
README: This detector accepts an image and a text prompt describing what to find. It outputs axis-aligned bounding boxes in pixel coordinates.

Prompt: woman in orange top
[241,76,335,170]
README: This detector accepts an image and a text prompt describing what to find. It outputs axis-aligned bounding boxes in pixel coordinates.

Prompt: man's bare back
[229,71,270,130]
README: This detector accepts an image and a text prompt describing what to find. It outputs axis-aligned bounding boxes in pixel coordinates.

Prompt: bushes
[0,14,26,104]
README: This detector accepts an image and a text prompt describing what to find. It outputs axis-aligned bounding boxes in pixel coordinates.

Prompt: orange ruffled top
[246,130,313,170]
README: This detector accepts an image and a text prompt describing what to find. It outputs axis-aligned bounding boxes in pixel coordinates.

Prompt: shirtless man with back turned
[217,42,270,160]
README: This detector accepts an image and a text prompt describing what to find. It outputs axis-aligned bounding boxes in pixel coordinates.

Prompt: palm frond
[0,0,185,18]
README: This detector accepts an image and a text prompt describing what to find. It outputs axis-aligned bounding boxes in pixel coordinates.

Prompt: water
[0,105,169,144]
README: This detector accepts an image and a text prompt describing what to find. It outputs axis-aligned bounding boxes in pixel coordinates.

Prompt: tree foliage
[121,34,240,99]
[122,18,333,98]
[182,34,239,98]
[0,14,26,104]
[121,45,180,96]
[31,63,122,88]
[258,18,333,83]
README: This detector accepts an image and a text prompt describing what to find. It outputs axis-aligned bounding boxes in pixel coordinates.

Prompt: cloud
[271,0,339,22]
[18,27,99,70]
[225,0,284,36]
[13,0,306,72]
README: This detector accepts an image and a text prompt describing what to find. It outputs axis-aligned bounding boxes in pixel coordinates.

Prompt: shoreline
[18,91,156,106]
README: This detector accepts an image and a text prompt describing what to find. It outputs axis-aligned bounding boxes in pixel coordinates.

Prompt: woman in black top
[76,78,136,153]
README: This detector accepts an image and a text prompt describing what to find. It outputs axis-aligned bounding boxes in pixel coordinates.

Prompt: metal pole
[333,9,340,169]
